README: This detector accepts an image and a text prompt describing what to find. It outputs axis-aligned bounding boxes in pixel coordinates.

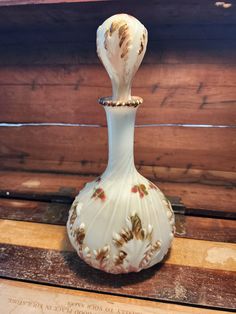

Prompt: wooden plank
[137,166,236,187]
[0,125,235,175]
[0,0,105,5]
[1,219,236,272]
[0,64,235,88]
[0,124,232,174]
[159,182,236,217]
[0,0,235,32]
[1,159,235,187]
[0,171,235,217]
[0,63,235,125]
[1,84,236,125]
[0,20,236,47]
[0,278,231,314]
[1,39,236,65]
[1,243,235,309]
[0,198,235,243]
[0,198,69,224]
[172,215,236,243]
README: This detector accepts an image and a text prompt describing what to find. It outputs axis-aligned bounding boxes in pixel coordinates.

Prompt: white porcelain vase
[67,14,175,274]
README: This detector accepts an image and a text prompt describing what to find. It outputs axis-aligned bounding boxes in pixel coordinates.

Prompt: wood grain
[0,171,235,217]
[1,64,234,88]
[0,198,69,224]
[137,166,236,187]
[0,278,231,314]
[0,0,235,32]
[1,24,236,49]
[1,243,235,309]
[174,215,236,243]
[1,83,236,125]
[159,182,236,217]
[1,219,236,272]
[0,126,235,175]
[1,39,236,65]
[0,63,235,125]
[1,159,235,186]
[0,0,106,5]
[0,198,235,243]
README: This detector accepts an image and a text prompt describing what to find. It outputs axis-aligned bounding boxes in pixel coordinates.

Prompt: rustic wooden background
[0,1,235,312]
[0,0,235,185]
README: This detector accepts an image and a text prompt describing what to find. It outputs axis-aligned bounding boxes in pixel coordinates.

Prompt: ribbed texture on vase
[67,168,175,274]
[67,95,175,274]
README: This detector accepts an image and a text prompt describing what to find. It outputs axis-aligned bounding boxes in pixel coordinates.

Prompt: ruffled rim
[99,96,143,107]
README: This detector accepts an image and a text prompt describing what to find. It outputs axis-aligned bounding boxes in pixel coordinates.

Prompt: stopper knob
[97,14,148,102]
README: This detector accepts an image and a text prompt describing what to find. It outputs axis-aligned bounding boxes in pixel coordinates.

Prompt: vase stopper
[97,14,148,101]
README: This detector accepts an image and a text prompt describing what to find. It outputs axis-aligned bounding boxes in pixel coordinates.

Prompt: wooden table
[0,171,235,313]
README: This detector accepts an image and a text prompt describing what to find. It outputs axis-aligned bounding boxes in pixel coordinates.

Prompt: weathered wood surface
[1,25,236,48]
[1,198,235,243]
[0,65,236,125]
[0,2,235,184]
[0,126,235,180]
[1,39,236,65]
[1,64,234,87]
[1,158,235,187]
[1,279,231,314]
[0,0,235,32]
[0,197,235,242]
[0,223,235,308]
[1,244,235,309]
[2,219,236,272]
[174,215,236,243]
[0,171,235,217]
[0,198,69,225]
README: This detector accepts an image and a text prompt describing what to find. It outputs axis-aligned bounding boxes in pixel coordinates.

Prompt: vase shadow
[61,248,167,289]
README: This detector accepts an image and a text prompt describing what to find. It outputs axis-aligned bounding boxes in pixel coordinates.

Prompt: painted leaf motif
[131,184,148,198]
[92,187,106,201]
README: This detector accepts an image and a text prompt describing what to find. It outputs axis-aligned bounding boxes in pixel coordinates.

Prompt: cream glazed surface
[67,106,175,274]
[67,14,175,274]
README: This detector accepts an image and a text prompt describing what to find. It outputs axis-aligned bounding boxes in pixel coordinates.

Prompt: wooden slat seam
[0,219,235,272]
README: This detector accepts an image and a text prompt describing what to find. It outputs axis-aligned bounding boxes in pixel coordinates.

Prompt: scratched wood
[1,39,236,65]
[137,166,236,187]
[1,219,236,272]
[2,64,235,87]
[1,24,236,50]
[1,80,236,126]
[0,241,235,308]
[174,215,236,243]
[0,198,235,243]
[0,171,235,217]
[0,2,235,127]
[0,0,235,33]
[1,278,232,314]
[1,158,235,186]
[0,198,69,225]
[0,126,235,177]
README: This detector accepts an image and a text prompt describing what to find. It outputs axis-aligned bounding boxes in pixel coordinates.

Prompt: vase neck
[104,106,137,175]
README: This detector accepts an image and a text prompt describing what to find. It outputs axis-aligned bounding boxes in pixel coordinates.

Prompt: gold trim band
[99,96,143,108]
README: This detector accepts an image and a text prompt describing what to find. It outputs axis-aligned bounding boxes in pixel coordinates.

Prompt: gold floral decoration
[74,223,86,246]
[113,213,160,269]
[103,19,132,61]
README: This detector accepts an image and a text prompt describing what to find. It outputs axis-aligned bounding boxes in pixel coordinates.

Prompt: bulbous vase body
[67,102,175,274]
